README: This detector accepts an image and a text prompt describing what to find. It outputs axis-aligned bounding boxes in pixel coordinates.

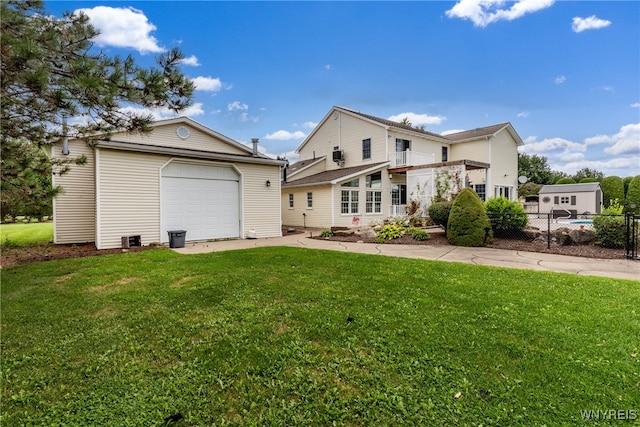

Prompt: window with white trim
[362,138,371,160]
[365,171,382,213]
[288,193,294,209]
[494,185,514,200]
[341,178,360,214]
[560,196,570,204]
[306,192,313,208]
[366,191,382,213]
[341,190,359,214]
[471,184,486,201]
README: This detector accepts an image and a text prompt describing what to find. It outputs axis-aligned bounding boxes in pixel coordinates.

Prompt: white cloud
[302,121,318,129]
[239,112,260,123]
[191,76,222,92]
[572,15,611,33]
[517,111,530,118]
[446,0,555,28]
[518,136,586,158]
[388,112,446,126]
[179,55,200,66]
[519,124,640,177]
[75,6,163,54]
[118,102,205,120]
[631,103,640,108]
[554,75,567,85]
[228,101,249,111]
[324,64,332,71]
[265,130,307,140]
[602,123,640,156]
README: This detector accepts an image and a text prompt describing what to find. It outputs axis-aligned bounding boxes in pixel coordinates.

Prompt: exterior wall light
[266,180,271,187]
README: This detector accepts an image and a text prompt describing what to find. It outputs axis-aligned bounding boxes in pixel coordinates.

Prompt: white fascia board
[330,162,390,185]
[95,140,287,167]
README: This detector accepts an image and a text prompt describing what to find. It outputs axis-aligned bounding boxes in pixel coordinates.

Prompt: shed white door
[161,162,240,242]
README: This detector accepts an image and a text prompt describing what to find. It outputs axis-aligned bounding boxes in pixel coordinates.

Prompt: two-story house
[281,106,523,229]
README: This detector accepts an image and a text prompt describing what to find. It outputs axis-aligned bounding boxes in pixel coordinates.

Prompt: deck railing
[388,151,435,167]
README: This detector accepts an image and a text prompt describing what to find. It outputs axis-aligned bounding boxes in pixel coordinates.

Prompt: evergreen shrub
[447,188,493,247]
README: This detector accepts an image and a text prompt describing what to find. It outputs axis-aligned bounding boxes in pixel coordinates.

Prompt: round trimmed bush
[600,176,624,207]
[556,177,576,184]
[484,197,528,235]
[626,175,640,213]
[428,201,453,229]
[446,188,493,247]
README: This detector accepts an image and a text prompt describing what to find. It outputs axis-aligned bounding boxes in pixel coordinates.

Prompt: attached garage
[53,117,285,249]
[161,162,240,242]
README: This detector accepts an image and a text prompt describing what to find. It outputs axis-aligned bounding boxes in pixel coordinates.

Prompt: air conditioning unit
[332,149,344,163]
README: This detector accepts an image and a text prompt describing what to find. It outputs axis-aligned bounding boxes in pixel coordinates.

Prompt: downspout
[95,147,101,249]
[485,136,492,199]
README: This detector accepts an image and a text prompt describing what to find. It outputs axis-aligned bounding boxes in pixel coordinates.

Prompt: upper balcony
[388,150,435,168]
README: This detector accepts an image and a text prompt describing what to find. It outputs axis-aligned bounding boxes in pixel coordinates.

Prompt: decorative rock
[568,228,596,245]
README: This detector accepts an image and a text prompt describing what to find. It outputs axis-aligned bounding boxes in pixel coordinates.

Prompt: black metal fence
[486,212,640,260]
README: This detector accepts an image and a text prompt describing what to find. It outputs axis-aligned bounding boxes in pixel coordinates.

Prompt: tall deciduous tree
[572,168,604,182]
[1,0,194,219]
[517,153,555,185]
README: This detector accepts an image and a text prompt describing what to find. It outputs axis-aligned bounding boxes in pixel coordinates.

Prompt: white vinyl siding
[96,151,282,249]
[112,123,249,155]
[96,149,167,249]
[297,111,387,170]
[234,162,282,239]
[52,141,95,244]
[281,185,332,228]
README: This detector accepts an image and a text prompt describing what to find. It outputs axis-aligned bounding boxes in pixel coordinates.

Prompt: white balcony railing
[388,151,435,167]
[389,204,407,217]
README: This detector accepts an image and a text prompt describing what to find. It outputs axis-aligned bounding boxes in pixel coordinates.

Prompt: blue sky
[48,1,639,178]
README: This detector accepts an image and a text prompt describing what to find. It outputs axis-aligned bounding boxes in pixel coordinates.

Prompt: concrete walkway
[173,232,640,281]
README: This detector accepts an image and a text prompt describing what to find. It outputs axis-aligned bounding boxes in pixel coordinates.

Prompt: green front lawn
[2,247,638,425]
[0,221,53,246]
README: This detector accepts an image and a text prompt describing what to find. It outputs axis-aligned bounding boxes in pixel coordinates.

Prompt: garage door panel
[161,164,240,242]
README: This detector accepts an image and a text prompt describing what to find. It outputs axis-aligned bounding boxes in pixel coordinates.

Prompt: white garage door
[161,162,240,242]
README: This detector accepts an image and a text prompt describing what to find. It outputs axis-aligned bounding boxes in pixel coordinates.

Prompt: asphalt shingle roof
[539,183,602,194]
[282,162,388,187]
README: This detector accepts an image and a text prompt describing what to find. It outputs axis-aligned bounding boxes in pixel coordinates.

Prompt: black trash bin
[168,230,187,248]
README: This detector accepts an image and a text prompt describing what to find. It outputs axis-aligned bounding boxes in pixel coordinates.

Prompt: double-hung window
[362,139,371,160]
[365,172,382,214]
[341,178,359,214]
[288,194,294,209]
[306,192,313,208]
[471,184,486,201]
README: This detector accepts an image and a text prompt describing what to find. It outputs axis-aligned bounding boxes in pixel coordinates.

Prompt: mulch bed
[1,243,154,268]
[311,230,627,260]
[0,228,628,268]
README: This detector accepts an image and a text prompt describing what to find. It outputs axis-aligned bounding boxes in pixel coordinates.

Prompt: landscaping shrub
[626,175,640,213]
[484,197,528,236]
[555,177,576,184]
[593,199,625,248]
[428,201,453,229]
[320,229,333,238]
[407,227,430,241]
[600,176,624,208]
[446,188,493,247]
[375,224,403,243]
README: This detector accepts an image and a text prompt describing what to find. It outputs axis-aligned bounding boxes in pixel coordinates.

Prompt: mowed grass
[1,247,639,426]
[0,222,53,246]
